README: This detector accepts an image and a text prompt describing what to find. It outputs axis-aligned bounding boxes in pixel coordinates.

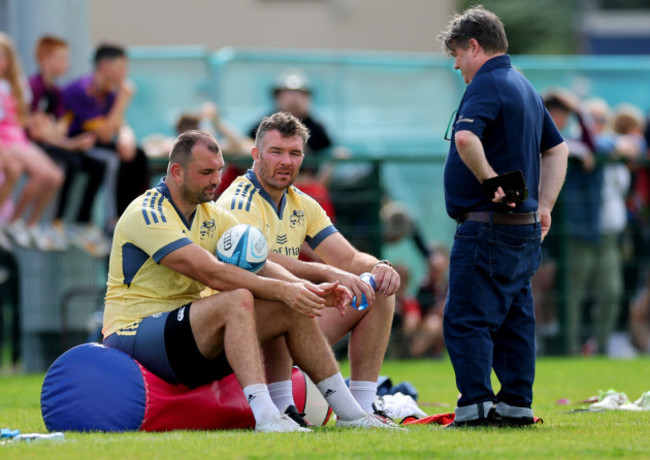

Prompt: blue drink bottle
[351,272,376,311]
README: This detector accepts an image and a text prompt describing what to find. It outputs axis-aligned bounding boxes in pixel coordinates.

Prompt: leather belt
[457,211,539,225]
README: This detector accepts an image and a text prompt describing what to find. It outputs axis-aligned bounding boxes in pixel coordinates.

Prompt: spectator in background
[632,110,650,273]
[27,35,109,257]
[400,244,448,359]
[623,105,650,294]
[380,200,432,262]
[198,102,255,156]
[376,201,442,359]
[531,221,558,352]
[142,102,254,160]
[544,89,602,355]
[387,264,420,359]
[589,101,643,353]
[0,32,65,251]
[63,44,148,232]
[629,268,650,354]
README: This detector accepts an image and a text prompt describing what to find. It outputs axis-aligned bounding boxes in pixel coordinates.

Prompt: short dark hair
[543,93,571,113]
[169,130,220,169]
[439,5,508,56]
[254,111,310,149]
[93,44,126,67]
[175,113,200,135]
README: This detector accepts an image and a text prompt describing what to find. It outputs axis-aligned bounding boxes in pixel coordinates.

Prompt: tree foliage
[459,0,579,54]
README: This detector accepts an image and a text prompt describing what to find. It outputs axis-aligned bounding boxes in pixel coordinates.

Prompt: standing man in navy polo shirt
[439,6,568,427]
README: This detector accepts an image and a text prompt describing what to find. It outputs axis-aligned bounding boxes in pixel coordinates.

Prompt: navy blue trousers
[444,220,541,413]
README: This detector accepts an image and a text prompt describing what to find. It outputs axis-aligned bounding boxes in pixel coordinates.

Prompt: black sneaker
[447,408,502,428]
[284,405,311,428]
[497,414,536,427]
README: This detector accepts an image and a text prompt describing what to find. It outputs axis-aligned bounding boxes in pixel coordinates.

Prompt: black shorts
[104,303,233,388]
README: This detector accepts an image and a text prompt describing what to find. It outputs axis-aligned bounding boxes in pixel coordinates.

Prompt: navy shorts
[104,303,233,388]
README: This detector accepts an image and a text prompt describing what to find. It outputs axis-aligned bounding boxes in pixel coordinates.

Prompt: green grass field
[1,356,649,459]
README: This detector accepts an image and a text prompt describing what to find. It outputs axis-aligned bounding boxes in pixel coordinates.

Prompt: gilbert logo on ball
[216,224,268,273]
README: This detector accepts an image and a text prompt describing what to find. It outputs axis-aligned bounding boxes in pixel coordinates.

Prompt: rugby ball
[216,224,268,273]
[292,366,333,426]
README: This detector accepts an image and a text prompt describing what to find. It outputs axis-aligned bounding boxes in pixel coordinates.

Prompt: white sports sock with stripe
[243,384,280,425]
[316,372,366,421]
[267,380,295,413]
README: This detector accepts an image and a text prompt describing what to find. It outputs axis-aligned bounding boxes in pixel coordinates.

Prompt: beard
[258,160,296,191]
[179,181,213,205]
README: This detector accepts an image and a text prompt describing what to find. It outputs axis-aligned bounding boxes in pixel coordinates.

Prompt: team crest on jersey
[289,209,305,228]
[200,219,216,240]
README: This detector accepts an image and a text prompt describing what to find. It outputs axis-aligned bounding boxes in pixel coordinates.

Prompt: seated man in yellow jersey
[102,130,399,432]
[216,112,400,419]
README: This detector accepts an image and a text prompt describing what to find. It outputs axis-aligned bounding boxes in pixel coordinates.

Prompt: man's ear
[169,162,183,182]
[251,146,260,162]
[469,38,480,56]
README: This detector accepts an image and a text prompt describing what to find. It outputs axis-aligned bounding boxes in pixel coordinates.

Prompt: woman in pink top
[0,32,64,250]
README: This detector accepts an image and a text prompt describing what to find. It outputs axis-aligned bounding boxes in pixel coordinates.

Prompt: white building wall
[89,0,455,53]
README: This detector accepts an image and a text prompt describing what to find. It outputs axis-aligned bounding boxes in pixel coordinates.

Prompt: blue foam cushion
[41,343,146,432]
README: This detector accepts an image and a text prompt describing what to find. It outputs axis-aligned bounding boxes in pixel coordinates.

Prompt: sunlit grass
[1,356,649,459]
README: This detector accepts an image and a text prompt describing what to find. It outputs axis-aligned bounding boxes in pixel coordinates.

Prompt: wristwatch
[374,259,393,268]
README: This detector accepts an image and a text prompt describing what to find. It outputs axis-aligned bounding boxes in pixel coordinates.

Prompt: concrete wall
[0,0,90,79]
[89,0,454,53]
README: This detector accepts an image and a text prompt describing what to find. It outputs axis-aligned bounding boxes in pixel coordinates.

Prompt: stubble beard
[180,183,212,205]
[258,161,295,192]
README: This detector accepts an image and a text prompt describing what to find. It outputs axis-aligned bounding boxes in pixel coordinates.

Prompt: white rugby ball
[216,224,268,273]
[293,367,333,426]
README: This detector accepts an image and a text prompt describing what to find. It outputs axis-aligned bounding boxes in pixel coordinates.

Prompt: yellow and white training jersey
[216,170,337,259]
[103,180,240,337]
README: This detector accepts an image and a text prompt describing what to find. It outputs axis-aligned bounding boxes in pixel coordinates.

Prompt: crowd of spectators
[0,32,64,252]
[536,88,650,357]
[0,34,148,257]
[0,34,154,370]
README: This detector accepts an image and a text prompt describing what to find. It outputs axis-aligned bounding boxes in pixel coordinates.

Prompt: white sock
[316,373,366,421]
[243,384,280,425]
[267,380,295,412]
[350,380,377,413]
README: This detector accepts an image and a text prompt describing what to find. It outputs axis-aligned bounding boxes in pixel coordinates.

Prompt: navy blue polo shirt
[443,54,564,219]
